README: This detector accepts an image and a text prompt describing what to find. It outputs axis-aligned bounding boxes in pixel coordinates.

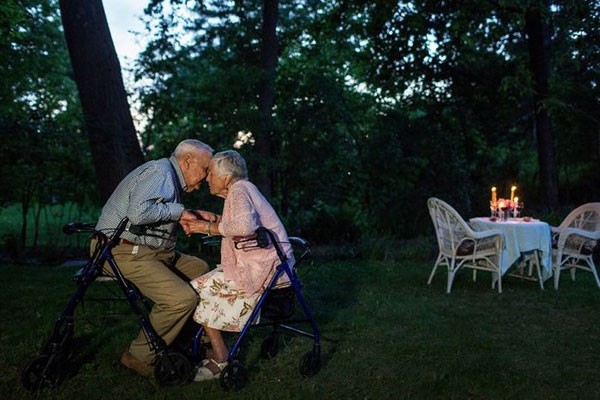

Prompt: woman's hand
[179,219,203,236]
[180,218,219,237]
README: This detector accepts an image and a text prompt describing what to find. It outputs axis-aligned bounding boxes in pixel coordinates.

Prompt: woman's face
[206,160,230,198]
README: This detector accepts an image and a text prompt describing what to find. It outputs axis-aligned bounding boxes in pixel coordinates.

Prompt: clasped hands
[179,209,219,237]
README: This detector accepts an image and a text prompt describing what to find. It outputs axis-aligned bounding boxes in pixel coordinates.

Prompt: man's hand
[180,209,200,222]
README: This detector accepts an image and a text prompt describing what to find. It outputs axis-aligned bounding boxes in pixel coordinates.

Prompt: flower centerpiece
[497,199,515,220]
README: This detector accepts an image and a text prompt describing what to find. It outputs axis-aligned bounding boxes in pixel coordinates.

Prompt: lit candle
[510,186,517,202]
[491,187,497,204]
[514,196,519,205]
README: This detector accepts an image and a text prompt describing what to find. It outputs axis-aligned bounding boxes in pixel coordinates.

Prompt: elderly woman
[180,150,294,382]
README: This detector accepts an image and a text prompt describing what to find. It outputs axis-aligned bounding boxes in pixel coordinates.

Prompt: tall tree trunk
[59,0,144,202]
[20,189,31,251]
[254,0,279,199]
[524,1,559,211]
[32,202,43,250]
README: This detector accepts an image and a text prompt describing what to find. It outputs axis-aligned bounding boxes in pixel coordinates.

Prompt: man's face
[181,151,211,192]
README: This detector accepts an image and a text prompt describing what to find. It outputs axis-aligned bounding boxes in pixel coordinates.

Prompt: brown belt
[91,235,136,246]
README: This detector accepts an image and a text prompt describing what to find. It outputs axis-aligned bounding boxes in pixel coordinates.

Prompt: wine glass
[500,206,509,220]
[515,202,524,218]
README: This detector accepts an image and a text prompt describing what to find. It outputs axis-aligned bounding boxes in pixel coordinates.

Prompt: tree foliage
[0,0,93,250]
[129,0,600,242]
[1,0,599,249]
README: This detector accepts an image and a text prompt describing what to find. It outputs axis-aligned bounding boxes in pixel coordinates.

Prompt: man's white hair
[173,139,213,159]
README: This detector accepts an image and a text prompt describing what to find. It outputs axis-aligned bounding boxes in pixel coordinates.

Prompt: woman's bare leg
[203,326,228,374]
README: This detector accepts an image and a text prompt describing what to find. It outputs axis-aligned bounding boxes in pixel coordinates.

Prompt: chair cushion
[581,240,599,255]
[456,240,475,256]
[551,237,598,254]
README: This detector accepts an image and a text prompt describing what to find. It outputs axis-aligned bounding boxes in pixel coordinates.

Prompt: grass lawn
[2,246,600,400]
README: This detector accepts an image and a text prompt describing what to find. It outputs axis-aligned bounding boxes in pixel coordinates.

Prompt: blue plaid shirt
[95,156,186,250]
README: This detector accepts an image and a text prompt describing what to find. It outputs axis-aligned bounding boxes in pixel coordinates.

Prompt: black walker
[21,218,321,392]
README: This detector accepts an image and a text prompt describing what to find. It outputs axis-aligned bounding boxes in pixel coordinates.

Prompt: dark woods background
[1,0,599,259]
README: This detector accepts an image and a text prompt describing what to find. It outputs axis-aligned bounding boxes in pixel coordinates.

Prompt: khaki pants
[92,240,209,364]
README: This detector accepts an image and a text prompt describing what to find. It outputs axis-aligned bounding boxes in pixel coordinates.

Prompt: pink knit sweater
[217,180,294,294]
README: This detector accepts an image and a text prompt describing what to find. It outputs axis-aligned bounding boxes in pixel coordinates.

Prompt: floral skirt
[190,267,261,332]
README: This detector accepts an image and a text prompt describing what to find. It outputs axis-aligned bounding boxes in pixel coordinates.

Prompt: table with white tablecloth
[469,217,553,282]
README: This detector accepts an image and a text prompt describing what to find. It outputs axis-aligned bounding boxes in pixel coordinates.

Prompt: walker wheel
[260,333,279,359]
[154,350,192,386]
[298,351,321,377]
[21,355,62,392]
[220,361,247,391]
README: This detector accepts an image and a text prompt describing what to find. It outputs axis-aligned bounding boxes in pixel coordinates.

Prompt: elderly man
[94,139,213,376]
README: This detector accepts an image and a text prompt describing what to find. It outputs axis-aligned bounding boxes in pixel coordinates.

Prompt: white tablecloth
[469,217,553,280]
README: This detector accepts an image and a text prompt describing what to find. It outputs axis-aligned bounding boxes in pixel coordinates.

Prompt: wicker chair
[427,197,504,293]
[552,203,600,290]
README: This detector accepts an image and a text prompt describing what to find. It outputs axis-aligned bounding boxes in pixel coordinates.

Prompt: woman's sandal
[194,359,228,382]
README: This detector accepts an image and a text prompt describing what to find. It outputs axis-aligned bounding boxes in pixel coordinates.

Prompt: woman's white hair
[212,150,248,180]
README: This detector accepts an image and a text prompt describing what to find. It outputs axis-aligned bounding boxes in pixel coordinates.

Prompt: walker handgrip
[256,227,270,248]
[289,236,309,248]
[62,222,95,235]
[289,236,311,262]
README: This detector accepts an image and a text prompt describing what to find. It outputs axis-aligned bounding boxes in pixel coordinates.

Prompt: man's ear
[183,153,194,170]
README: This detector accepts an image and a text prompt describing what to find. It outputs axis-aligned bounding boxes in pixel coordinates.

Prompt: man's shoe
[120,351,154,377]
